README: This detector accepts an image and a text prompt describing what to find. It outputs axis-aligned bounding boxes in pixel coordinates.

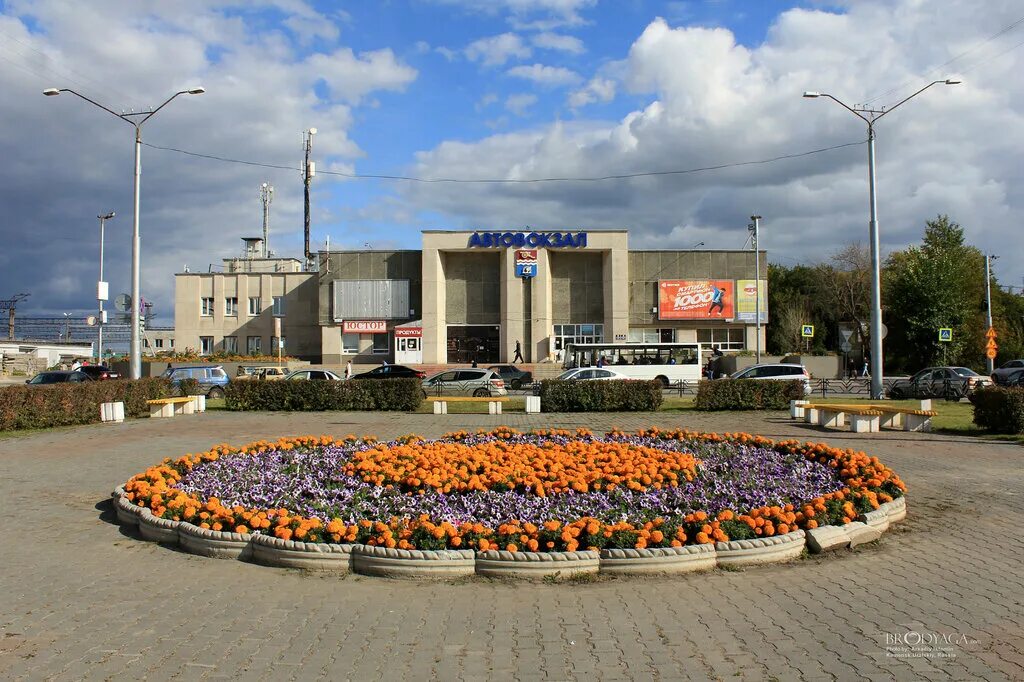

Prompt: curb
[250,534,357,572]
[352,545,476,579]
[138,510,180,545]
[599,544,716,575]
[115,494,145,527]
[715,530,806,567]
[476,549,600,579]
[177,522,254,560]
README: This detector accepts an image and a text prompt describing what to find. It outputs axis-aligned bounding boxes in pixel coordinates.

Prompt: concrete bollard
[525,396,541,414]
[100,401,125,423]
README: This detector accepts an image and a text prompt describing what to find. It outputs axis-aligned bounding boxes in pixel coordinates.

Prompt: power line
[142,139,866,184]
[861,14,1024,105]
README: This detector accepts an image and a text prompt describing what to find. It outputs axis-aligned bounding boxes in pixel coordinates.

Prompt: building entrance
[447,325,500,364]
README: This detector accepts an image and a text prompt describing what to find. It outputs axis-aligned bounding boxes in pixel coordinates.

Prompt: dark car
[1004,369,1024,387]
[26,370,92,385]
[487,365,533,390]
[160,365,230,398]
[351,364,426,380]
[887,366,991,401]
[77,365,120,380]
[991,359,1024,385]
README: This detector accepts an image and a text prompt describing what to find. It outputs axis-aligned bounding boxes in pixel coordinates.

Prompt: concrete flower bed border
[111,488,907,579]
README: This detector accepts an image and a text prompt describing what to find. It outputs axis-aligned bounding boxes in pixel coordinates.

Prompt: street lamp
[45,85,205,379]
[748,215,762,364]
[803,79,960,399]
[97,211,115,362]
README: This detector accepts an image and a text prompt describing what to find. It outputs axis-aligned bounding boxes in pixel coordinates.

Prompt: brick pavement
[0,410,1022,681]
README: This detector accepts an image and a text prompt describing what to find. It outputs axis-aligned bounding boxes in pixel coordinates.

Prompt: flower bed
[119,428,906,562]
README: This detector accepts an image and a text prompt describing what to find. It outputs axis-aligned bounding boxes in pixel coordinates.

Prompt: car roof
[169,364,223,369]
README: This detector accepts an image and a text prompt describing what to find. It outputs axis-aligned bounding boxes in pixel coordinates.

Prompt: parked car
[235,365,264,379]
[556,367,631,381]
[1004,369,1024,387]
[729,363,812,396]
[487,364,533,390]
[991,359,1024,385]
[422,369,507,397]
[26,370,92,385]
[284,369,343,381]
[161,365,230,398]
[255,367,288,380]
[887,366,991,401]
[76,365,120,380]
[351,364,427,380]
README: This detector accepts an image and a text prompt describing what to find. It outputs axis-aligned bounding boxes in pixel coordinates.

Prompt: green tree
[883,215,985,371]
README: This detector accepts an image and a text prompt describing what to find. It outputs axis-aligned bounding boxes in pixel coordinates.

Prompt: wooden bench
[147,396,197,419]
[426,396,510,415]
[796,401,937,433]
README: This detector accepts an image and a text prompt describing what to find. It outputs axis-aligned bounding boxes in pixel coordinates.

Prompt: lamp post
[45,86,205,379]
[97,211,115,362]
[985,254,997,374]
[803,79,960,399]
[749,215,762,364]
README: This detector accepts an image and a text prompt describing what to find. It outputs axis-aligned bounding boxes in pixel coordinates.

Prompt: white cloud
[476,92,499,111]
[430,0,596,30]
[505,93,538,115]
[403,2,1024,284]
[465,33,531,66]
[306,48,417,104]
[568,76,616,108]
[532,32,585,54]
[506,63,581,87]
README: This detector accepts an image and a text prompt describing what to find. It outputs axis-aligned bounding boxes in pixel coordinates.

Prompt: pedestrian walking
[862,360,869,378]
[513,340,524,364]
[345,360,352,380]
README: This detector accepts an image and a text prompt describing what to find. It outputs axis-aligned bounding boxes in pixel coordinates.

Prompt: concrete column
[212,275,225,348]
[422,248,446,363]
[603,248,629,344]
[531,248,553,362]
[500,249,524,362]
[321,326,341,364]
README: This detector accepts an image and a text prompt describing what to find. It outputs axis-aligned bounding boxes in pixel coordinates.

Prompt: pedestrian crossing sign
[801,325,814,338]
[938,328,952,342]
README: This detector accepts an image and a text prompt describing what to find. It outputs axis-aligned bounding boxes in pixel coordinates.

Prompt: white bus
[561,342,703,386]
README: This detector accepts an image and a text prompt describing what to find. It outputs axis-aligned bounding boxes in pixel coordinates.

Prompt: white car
[557,367,632,381]
[284,369,343,381]
[729,363,812,395]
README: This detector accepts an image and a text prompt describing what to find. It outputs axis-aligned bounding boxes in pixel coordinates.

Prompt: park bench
[792,400,937,433]
[426,396,510,415]
[147,396,198,419]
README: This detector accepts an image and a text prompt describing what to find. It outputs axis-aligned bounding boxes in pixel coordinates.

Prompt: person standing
[707,284,725,316]
[345,360,352,380]
[513,340,524,364]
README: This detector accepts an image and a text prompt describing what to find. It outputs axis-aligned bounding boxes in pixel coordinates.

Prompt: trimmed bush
[0,378,172,431]
[225,378,423,412]
[694,379,805,411]
[970,386,1024,433]
[539,380,662,412]
[176,378,202,396]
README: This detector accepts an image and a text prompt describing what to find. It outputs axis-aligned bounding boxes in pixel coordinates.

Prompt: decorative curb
[859,507,891,532]
[476,549,600,579]
[600,544,716,575]
[352,545,476,579]
[715,530,806,567]
[115,494,145,527]
[177,522,254,560]
[138,510,181,545]
[250,534,357,572]
[877,497,907,523]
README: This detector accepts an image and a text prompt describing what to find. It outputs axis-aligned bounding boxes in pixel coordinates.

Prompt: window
[696,328,745,351]
[342,333,360,354]
[247,336,262,355]
[169,338,175,348]
[272,295,285,317]
[456,370,486,381]
[200,336,213,355]
[223,336,238,354]
[201,297,214,316]
[143,338,150,348]
[155,338,164,349]
[224,297,238,316]
[371,333,389,354]
[553,323,604,351]
[248,297,261,316]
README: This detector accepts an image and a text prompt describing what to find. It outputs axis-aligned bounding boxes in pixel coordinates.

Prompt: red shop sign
[394,327,422,338]
[343,320,387,334]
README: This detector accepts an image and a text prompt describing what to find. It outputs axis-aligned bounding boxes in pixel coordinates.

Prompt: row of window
[143,338,174,349]
[197,336,285,355]
[696,327,745,351]
[201,296,285,317]
[342,332,389,355]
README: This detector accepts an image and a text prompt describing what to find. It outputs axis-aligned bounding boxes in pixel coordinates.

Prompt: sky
[1,0,1022,323]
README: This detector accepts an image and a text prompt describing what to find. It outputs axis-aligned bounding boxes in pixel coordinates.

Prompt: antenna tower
[260,182,274,258]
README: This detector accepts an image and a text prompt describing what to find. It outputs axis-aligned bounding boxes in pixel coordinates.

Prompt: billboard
[658,280,734,320]
[735,279,768,323]
[342,320,387,334]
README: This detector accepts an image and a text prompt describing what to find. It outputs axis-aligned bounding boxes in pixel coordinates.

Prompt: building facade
[175,230,767,365]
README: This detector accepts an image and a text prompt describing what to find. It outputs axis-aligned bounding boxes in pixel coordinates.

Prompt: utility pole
[749,215,762,363]
[1,293,30,340]
[985,254,996,374]
[260,183,274,257]
[302,128,317,269]
[97,212,114,361]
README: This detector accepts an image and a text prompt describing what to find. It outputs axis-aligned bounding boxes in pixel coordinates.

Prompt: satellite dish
[115,293,131,313]
[86,316,97,326]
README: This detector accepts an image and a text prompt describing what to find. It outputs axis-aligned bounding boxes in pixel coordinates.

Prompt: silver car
[730,363,812,396]
[422,369,507,397]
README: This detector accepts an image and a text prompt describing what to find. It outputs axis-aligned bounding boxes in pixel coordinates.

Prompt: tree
[884,215,985,371]
[815,243,871,355]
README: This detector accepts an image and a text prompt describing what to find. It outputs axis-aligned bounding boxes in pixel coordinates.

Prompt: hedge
[539,380,663,412]
[0,378,172,431]
[970,386,1024,433]
[694,379,806,411]
[225,378,423,411]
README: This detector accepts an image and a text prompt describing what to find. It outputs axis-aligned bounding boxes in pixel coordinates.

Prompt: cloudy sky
[1,0,1022,321]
